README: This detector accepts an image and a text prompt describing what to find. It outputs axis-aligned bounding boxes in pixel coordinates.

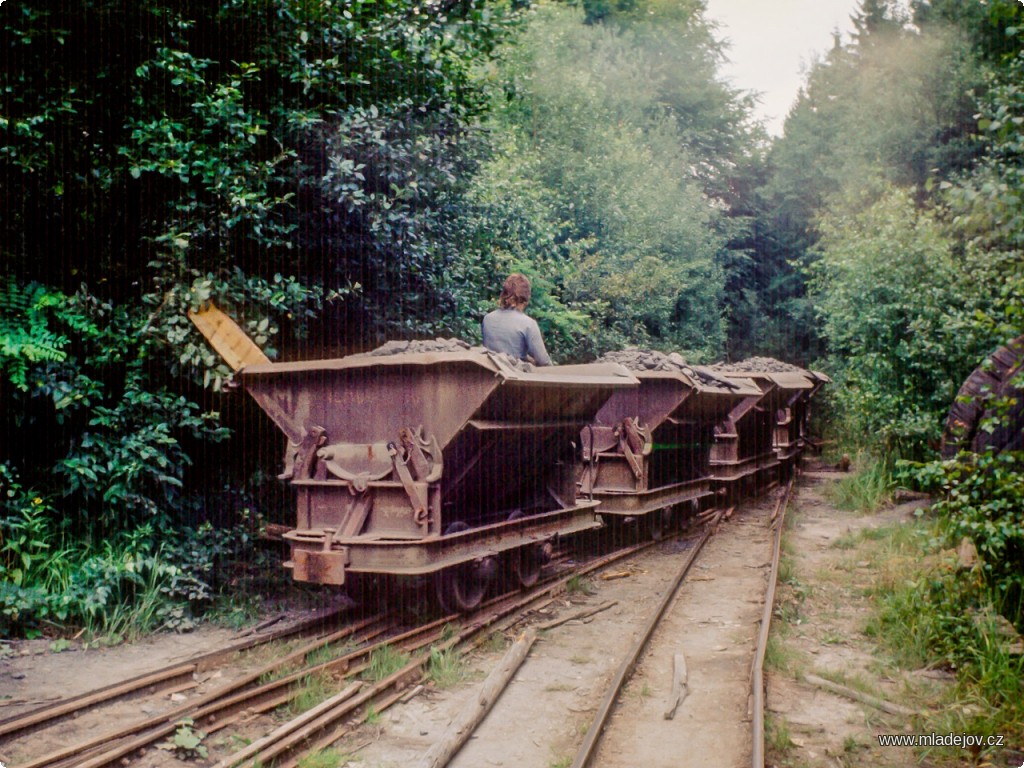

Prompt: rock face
[598,348,729,388]
[709,356,808,374]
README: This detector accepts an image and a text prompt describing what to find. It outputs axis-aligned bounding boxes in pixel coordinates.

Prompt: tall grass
[364,644,410,682]
[861,520,1024,761]
[825,454,893,513]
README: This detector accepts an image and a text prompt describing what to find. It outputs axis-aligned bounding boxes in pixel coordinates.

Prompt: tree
[0,0,521,633]
[459,2,757,360]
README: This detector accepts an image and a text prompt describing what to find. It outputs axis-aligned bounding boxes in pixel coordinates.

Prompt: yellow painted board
[188,302,271,371]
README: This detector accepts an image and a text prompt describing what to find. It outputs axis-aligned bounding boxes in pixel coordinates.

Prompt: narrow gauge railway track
[570,479,794,768]
[403,485,792,768]
[3,524,676,768]
[0,605,354,741]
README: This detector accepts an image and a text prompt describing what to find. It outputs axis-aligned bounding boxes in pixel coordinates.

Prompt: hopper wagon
[577,361,750,538]
[189,303,638,612]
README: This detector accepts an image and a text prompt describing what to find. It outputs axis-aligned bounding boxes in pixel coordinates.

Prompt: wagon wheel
[434,521,489,614]
[645,508,672,542]
[510,545,544,589]
[435,563,489,614]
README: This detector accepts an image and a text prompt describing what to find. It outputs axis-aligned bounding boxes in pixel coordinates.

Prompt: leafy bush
[908,451,1024,626]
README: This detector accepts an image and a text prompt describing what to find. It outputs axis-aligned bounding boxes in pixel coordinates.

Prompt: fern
[0,280,69,390]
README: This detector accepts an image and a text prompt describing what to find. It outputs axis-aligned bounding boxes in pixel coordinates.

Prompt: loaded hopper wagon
[578,350,752,538]
[190,305,638,612]
[709,359,828,495]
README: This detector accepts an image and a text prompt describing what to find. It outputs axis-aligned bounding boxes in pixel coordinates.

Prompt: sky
[703,0,864,136]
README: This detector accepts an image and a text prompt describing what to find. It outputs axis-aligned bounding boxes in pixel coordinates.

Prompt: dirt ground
[3,470,1010,768]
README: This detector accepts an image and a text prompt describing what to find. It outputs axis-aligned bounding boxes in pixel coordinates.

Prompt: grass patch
[482,631,508,653]
[825,455,893,513]
[426,645,469,689]
[306,641,355,668]
[364,644,410,682]
[764,713,793,754]
[566,575,594,596]
[297,748,356,768]
[859,515,1024,762]
[765,633,802,677]
[288,671,335,716]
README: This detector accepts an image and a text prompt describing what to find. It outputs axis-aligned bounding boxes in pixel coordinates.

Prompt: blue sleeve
[525,320,552,366]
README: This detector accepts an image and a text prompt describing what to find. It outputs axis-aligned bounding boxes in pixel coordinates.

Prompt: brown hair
[498,273,531,310]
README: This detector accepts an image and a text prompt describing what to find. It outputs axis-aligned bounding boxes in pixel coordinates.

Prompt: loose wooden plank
[803,673,919,717]
[663,652,689,720]
[188,302,270,372]
[415,628,537,768]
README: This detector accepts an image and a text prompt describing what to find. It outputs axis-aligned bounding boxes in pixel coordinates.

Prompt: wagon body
[240,349,638,585]
[710,364,826,493]
[579,369,749,519]
[709,374,783,491]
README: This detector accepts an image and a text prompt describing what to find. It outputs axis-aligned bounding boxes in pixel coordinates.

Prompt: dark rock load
[361,338,535,372]
[598,348,732,388]
[709,356,809,374]
[365,338,474,356]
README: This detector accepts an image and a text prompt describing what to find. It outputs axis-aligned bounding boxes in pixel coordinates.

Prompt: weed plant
[825,455,894,513]
[287,671,335,715]
[297,749,351,768]
[565,575,594,596]
[427,645,468,689]
[861,518,1024,761]
[364,644,410,682]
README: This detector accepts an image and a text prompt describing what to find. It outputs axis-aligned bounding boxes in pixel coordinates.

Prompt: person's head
[498,273,532,310]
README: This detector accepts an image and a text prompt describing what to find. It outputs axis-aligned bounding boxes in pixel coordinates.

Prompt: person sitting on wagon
[481,273,552,366]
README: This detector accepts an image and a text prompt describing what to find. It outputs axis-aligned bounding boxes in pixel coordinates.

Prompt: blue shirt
[481,308,552,366]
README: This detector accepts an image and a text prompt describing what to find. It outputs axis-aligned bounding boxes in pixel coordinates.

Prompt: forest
[1,0,1022,739]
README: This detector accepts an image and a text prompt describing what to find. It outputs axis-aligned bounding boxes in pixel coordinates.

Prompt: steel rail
[750,477,795,768]
[570,524,714,768]
[9,526,677,768]
[15,613,390,768]
[217,527,682,768]
[0,604,353,740]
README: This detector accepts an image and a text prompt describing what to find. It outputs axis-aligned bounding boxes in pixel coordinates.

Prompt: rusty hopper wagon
[776,369,830,466]
[709,360,827,494]
[578,352,752,538]
[707,373,783,497]
[189,304,638,612]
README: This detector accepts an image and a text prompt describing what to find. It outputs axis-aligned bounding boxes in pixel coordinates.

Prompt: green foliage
[427,645,469,689]
[742,0,990,362]
[0,281,69,391]
[297,750,350,768]
[808,186,987,458]
[364,644,410,682]
[0,463,256,638]
[0,0,523,638]
[159,719,209,761]
[461,3,755,360]
[908,451,1024,623]
[288,672,334,716]
[824,456,894,513]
